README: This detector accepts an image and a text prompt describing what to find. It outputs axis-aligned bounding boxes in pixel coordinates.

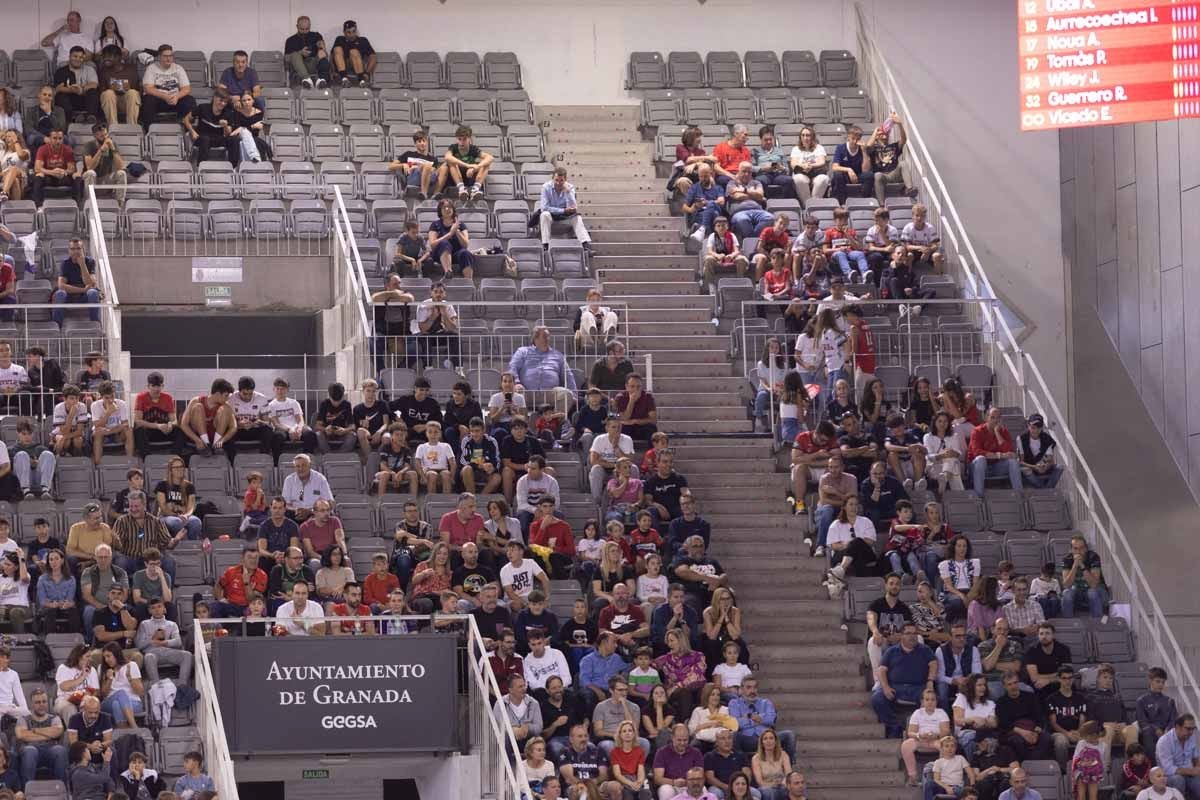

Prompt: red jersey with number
[851,319,877,373]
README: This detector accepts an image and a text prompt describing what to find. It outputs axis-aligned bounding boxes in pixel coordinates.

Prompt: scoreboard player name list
[1018,0,1200,131]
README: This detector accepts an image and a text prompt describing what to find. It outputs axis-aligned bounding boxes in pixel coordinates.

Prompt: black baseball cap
[147,372,164,386]
[343,19,357,30]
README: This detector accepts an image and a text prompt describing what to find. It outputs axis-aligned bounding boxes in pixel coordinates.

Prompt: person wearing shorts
[390,129,446,200]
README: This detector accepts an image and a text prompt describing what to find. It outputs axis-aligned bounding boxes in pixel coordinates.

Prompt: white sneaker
[690,228,705,244]
[443,359,454,369]
[316,78,328,89]
[898,303,909,318]
[813,545,825,558]
[803,537,813,548]
[301,78,314,90]
[911,304,923,316]
[903,478,914,492]
[915,478,927,492]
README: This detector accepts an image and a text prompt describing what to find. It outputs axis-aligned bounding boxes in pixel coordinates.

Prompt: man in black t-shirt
[1024,622,1072,698]
[866,113,916,205]
[670,536,727,611]
[451,542,496,609]
[837,413,878,482]
[641,450,690,526]
[283,15,330,89]
[67,696,113,765]
[390,377,443,445]
[314,382,355,453]
[352,378,389,458]
[499,419,546,499]
[182,89,240,166]
[331,20,376,87]
[389,129,447,200]
[443,125,495,201]
[866,572,912,674]
[1045,664,1088,769]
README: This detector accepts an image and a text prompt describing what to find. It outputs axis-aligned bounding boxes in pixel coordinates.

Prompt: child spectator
[636,553,668,617]
[627,646,661,702]
[239,472,268,533]
[628,511,664,572]
[1120,743,1151,800]
[996,561,1015,602]
[173,751,215,799]
[109,468,143,524]
[712,640,752,701]
[822,206,869,280]
[573,389,608,451]
[575,520,604,573]
[925,736,974,800]
[1070,721,1106,800]
[391,219,432,278]
[640,431,670,475]
[603,458,642,527]
[1030,562,1063,619]
[884,500,925,580]
[533,404,567,449]
[863,206,899,282]
[362,552,400,612]
[1135,667,1177,755]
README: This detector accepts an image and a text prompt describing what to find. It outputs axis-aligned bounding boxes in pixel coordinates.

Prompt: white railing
[854,2,1200,713]
[195,614,531,800]
[192,625,240,800]
[332,186,376,345]
[83,184,130,396]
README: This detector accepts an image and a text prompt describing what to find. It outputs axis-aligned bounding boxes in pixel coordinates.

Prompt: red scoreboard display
[1018,0,1200,130]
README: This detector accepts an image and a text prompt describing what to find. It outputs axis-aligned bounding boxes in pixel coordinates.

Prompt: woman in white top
[94,16,129,58]
[938,535,981,622]
[789,125,830,202]
[687,684,734,744]
[903,688,952,785]
[754,337,788,434]
[0,89,21,136]
[522,737,556,797]
[54,643,100,725]
[826,495,879,581]
[951,673,997,761]
[815,308,848,400]
[0,130,31,202]
[923,410,966,494]
[794,316,823,387]
[100,642,144,728]
[0,552,30,634]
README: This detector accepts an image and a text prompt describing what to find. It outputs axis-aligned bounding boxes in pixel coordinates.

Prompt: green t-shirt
[132,568,172,602]
[627,666,662,696]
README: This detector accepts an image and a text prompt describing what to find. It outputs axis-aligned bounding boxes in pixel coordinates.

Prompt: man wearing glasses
[1157,715,1200,800]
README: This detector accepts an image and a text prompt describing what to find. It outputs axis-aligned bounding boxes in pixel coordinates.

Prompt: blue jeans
[1022,466,1063,488]
[163,514,203,540]
[1062,585,1108,618]
[1036,594,1062,619]
[696,203,724,235]
[814,504,838,548]
[392,549,416,591]
[754,389,772,423]
[52,288,101,324]
[780,418,801,445]
[102,689,143,724]
[887,550,922,578]
[20,742,67,784]
[870,683,924,737]
[1165,774,1200,800]
[970,455,1021,496]
[831,249,869,278]
[546,735,571,763]
[924,780,963,800]
[730,208,774,239]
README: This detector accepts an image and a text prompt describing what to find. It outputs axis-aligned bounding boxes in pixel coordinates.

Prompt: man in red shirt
[597,582,648,653]
[0,256,15,323]
[487,628,524,694]
[789,421,839,514]
[439,491,485,559]
[968,406,1021,497]
[613,373,657,443]
[212,546,268,618]
[528,496,575,572]
[712,125,751,184]
[330,581,373,635]
[752,214,791,280]
[843,305,877,397]
[299,498,346,568]
[132,372,183,457]
[31,129,82,205]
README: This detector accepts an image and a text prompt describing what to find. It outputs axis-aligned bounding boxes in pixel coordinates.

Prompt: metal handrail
[854,2,1200,712]
[332,185,375,343]
[192,625,240,800]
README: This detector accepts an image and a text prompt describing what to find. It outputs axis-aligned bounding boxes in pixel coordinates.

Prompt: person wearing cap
[65,504,114,573]
[132,372,182,457]
[330,20,376,88]
[1018,414,1062,489]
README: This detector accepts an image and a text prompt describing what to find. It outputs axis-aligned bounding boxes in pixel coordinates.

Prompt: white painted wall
[857,0,1068,405]
[0,0,852,105]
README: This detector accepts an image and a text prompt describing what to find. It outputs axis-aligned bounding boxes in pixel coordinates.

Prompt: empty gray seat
[506,125,545,163]
[250,50,286,87]
[125,199,163,239]
[641,90,682,129]
[706,51,744,89]
[291,199,330,238]
[249,199,287,238]
[520,278,559,304]
[720,89,758,126]
[320,161,358,200]
[796,88,835,124]
[407,52,443,89]
[457,89,495,126]
[495,89,534,127]
[508,237,545,276]
[1003,532,1048,578]
[372,199,409,239]
[165,200,204,240]
[480,278,518,304]
[548,240,585,278]
[360,162,396,201]
[682,89,720,126]
[744,51,782,88]
[339,88,376,125]
[627,52,668,90]
[984,490,1027,532]
[715,278,756,318]
[446,52,482,89]
[782,50,821,87]
[494,199,531,239]
[520,163,555,201]
[837,88,873,125]
[279,161,318,199]
[418,90,456,126]
[300,88,336,124]
[483,161,518,201]
[668,51,705,89]
[197,161,236,200]
[238,160,277,200]
[1027,490,1072,532]
[206,199,245,239]
[12,50,50,87]
[943,490,987,532]
[483,52,523,90]
[820,50,859,87]
[372,52,405,90]
[380,90,418,128]
[308,123,346,161]
[147,123,185,161]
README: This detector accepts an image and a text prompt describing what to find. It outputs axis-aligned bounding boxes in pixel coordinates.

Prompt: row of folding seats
[642,87,871,129]
[627,50,858,90]
[261,86,535,128]
[1,48,522,91]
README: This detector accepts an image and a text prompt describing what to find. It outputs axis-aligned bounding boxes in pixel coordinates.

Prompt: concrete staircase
[538,106,907,800]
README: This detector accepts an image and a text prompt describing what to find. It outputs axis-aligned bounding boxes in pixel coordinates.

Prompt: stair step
[537,105,641,119]
[589,243,687,257]
[551,143,657,157]
[593,255,695,271]
[806,770,907,788]
[671,459,775,474]
[571,178,661,192]
[590,229,681,244]
[582,203,675,217]
[574,192,668,205]
[560,166,657,178]
[649,362,730,377]
[806,789,911,800]
[650,392,744,407]
[628,309,715,325]
[662,419,757,433]
[617,294,713,307]
[797,737,898,757]
[650,376,747,393]
[588,216,678,231]
[685,472,790,488]
[626,333,726,349]
[657,406,747,421]
[626,322,722,336]
[794,753,898,772]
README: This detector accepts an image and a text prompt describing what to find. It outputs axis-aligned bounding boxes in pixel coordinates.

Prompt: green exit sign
[302,769,330,780]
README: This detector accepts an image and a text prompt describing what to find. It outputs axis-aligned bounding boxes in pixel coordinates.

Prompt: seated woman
[314,544,355,610]
[0,551,31,634]
[156,456,202,540]
[603,458,643,527]
[590,538,634,614]
[99,642,144,729]
[952,673,998,761]
[702,586,749,675]
[751,727,792,800]
[427,199,474,280]
[54,643,98,726]
[653,628,707,720]
[911,580,951,647]
[938,535,980,622]
[754,337,788,435]
[670,125,715,196]
[687,683,736,747]
[966,576,1003,644]
[1,130,31,202]
[36,548,79,634]
[825,495,880,581]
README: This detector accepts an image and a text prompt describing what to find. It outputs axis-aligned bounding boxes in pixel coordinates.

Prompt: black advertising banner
[215,634,460,754]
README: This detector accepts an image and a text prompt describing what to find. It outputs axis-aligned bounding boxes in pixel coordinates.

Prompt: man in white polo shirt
[280,454,333,523]
[275,581,325,636]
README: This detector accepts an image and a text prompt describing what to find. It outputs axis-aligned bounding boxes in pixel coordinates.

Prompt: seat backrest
[406,51,444,89]
[446,51,482,89]
[983,489,1027,532]
[705,51,744,89]
[668,51,705,89]
[627,51,667,90]
[782,50,820,87]
[744,51,782,88]
[484,51,523,90]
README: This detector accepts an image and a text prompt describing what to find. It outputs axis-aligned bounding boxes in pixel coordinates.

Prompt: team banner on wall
[215,634,460,754]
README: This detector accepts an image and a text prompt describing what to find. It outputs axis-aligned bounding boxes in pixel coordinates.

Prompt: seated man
[790,422,839,519]
[139,45,197,130]
[670,536,726,613]
[865,114,916,205]
[701,217,749,295]
[17,688,68,784]
[538,167,592,251]
[883,414,928,492]
[313,381,355,453]
[684,164,727,242]
[652,724,704,800]
[81,122,128,207]
[901,203,945,274]
[508,326,578,416]
[712,125,751,185]
[227,375,273,457]
[97,45,140,126]
[968,408,1022,497]
[183,89,248,167]
[593,677,651,756]
[829,125,875,205]
[135,597,192,684]
[217,51,263,110]
[728,677,797,759]
[443,125,494,202]
[869,622,937,738]
[210,546,268,619]
[52,46,100,122]
[32,129,82,206]
[752,125,793,197]
[179,379,237,456]
[641,449,690,528]
[90,381,134,463]
[1018,414,1062,489]
[331,20,377,87]
[613,373,657,443]
[724,162,773,240]
[996,670,1051,762]
[415,282,461,370]
[284,15,330,89]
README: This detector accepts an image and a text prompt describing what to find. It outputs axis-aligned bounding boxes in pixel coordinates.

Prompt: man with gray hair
[16,687,67,784]
[80,543,129,636]
[724,162,773,240]
[508,327,577,413]
[538,166,591,251]
[713,124,752,184]
[281,453,333,522]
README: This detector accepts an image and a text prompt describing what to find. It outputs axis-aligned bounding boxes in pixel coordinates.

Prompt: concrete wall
[0,0,852,105]
[109,255,332,308]
[856,0,1068,404]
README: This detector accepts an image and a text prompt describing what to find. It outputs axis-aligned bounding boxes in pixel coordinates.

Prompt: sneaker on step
[315,78,328,89]
[903,478,914,492]
[827,564,846,582]
[813,545,825,558]
[915,478,927,492]
[469,186,483,201]
[457,184,469,201]
[301,78,314,90]
[911,304,923,316]
[690,228,705,244]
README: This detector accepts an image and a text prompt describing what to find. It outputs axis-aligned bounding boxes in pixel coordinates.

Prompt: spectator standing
[331,20,377,87]
[539,167,592,251]
[53,46,100,122]
[140,45,197,129]
[32,129,82,206]
[285,16,330,89]
[41,11,93,67]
